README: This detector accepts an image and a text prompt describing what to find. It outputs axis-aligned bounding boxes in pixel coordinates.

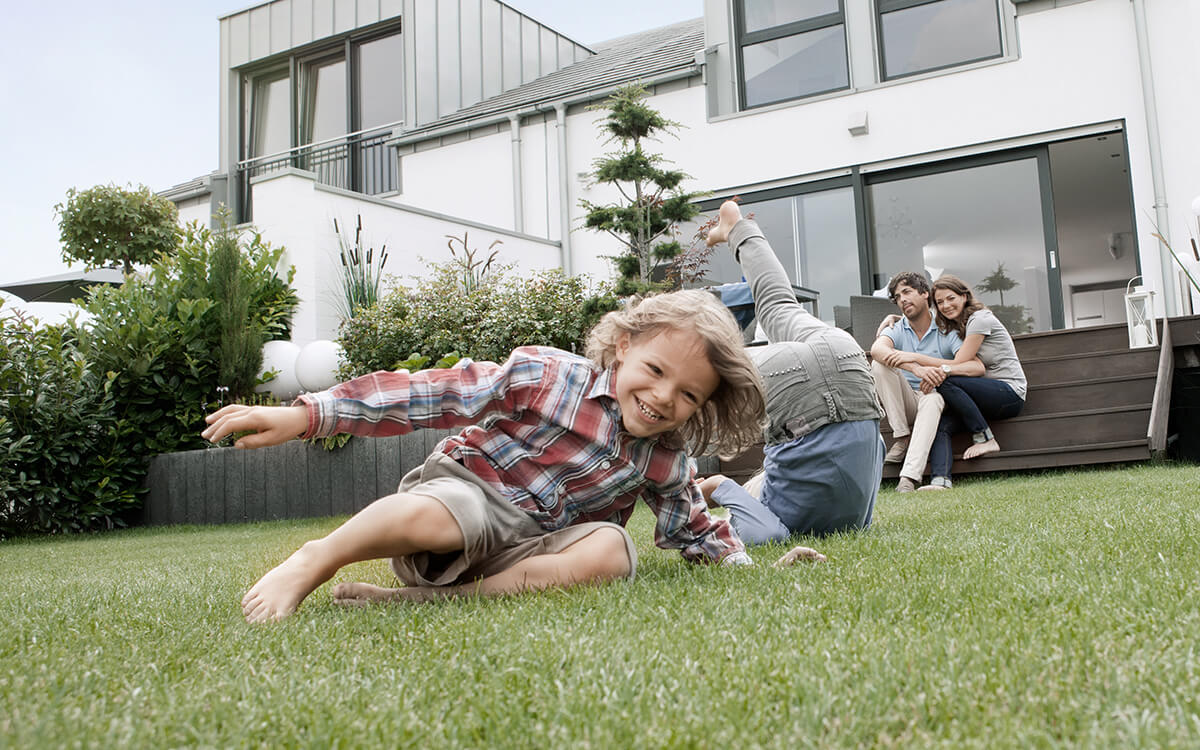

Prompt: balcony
[235,125,398,222]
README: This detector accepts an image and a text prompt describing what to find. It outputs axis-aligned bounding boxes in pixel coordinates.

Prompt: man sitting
[869,272,978,492]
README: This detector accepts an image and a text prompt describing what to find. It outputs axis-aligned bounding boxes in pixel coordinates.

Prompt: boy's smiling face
[613,327,720,439]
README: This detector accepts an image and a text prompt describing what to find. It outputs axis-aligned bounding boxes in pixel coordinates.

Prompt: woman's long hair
[931,275,986,339]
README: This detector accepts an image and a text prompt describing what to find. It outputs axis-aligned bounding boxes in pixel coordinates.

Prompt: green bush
[56,184,180,274]
[0,304,137,537]
[338,263,610,377]
[73,222,298,508]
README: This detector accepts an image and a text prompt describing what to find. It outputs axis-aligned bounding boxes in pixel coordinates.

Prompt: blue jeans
[711,419,884,544]
[930,376,1024,480]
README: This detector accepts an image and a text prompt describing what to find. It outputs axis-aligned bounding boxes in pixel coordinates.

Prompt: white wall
[247,169,562,345]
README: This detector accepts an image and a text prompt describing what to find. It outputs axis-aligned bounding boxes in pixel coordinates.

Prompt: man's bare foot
[241,541,337,623]
[773,545,827,568]
[333,581,439,605]
[963,438,1000,459]
[705,200,743,247]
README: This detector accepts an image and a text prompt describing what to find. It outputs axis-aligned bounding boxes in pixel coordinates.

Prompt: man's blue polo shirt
[883,313,962,389]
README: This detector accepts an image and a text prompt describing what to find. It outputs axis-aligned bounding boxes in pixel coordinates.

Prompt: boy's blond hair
[586,289,766,459]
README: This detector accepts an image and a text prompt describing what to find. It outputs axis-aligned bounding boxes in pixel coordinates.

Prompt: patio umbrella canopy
[0,267,125,303]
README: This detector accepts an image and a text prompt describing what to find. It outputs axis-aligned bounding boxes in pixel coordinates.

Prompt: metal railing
[235,126,398,222]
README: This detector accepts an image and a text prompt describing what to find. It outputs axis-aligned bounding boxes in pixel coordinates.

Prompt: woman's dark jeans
[930,375,1025,479]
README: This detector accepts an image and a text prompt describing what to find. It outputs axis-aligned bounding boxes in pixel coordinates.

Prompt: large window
[867,156,1055,333]
[700,182,861,326]
[736,0,849,109]
[877,0,1002,80]
[239,26,402,204]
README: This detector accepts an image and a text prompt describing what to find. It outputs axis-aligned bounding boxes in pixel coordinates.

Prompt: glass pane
[252,74,290,157]
[304,58,346,143]
[741,0,839,33]
[357,34,403,130]
[881,0,1001,79]
[796,188,859,325]
[743,25,848,107]
[869,158,1049,334]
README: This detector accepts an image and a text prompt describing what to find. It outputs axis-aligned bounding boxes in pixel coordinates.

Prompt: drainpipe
[1131,0,1177,315]
[509,114,524,234]
[554,102,572,275]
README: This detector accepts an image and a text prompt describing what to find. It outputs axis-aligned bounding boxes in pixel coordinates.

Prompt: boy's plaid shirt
[297,346,747,564]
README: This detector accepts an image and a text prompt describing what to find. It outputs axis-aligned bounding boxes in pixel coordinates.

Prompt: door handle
[1049,250,1057,269]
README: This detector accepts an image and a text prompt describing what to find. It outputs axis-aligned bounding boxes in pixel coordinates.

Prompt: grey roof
[409,17,704,135]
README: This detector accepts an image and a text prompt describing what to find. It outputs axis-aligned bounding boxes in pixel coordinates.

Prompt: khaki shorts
[389,453,638,587]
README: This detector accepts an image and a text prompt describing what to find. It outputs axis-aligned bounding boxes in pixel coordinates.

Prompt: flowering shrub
[338,263,611,377]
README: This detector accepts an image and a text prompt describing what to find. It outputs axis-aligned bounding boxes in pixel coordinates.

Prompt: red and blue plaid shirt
[297,346,747,564]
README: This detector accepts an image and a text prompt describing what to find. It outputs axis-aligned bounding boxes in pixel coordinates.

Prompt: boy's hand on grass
[773,545,827,568]
[202,404,308,449]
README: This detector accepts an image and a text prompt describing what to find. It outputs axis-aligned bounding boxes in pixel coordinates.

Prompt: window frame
[875,0,1004,82]
[734,0,851,111]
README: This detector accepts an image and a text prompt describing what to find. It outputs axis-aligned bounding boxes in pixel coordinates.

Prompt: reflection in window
[248,72,290,157]
[302,57,346,144]
[703,187,859,325]
[357,34,403,130]
[737,0,848,108]
[868,158,1049,333]
[879,0,1002,80]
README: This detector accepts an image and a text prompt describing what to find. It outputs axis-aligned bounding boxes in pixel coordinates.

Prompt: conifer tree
[580,84,704,295]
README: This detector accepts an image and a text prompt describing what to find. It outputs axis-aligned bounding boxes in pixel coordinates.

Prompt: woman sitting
[921,274,1027,490]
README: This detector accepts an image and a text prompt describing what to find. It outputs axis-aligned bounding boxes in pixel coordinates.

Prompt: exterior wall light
[1124,276,1157,349]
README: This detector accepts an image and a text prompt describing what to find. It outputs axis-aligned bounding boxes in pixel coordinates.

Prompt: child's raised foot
[705,200,744,247]
[962,438,1000,460]
[241,541,336,623]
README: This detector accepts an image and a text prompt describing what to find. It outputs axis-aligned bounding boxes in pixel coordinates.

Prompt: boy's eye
[648,364,663,375]
[682,391,699,404]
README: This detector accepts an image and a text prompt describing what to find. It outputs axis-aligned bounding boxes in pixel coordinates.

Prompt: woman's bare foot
[705,200,743,247]
[962,438,1000,459]
[241,541,338,623]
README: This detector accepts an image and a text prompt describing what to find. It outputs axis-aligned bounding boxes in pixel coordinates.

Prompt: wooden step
[1019,347,1158,384]
[1012,322,1132,359]
[1021,374,1155,415]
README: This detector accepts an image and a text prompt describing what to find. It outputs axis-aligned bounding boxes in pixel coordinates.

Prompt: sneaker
[884,439,909,464]
[896,477,917,493]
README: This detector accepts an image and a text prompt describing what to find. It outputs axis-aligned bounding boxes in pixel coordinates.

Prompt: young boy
[203,290,768,622]
[698,200,885,542]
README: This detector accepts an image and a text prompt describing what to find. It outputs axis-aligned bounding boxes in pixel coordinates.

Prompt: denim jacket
[730,221,884,446]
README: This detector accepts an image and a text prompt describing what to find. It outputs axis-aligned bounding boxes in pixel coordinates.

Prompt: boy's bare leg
[241,493,463,623]
[331,526,633,605]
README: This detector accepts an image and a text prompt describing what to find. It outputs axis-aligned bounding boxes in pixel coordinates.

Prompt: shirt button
[600,460,612,470]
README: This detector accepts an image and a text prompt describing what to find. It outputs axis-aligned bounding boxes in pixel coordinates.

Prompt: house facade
[163,0,1200,345]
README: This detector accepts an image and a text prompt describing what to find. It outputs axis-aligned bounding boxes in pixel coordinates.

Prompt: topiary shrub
[56,184,180,274]
[0,304,137,537]
[338,262,610,378]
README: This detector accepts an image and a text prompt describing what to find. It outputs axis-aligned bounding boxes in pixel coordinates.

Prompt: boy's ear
[615,332,631,363]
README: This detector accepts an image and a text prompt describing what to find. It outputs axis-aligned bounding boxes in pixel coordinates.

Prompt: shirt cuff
[720,550,754,567]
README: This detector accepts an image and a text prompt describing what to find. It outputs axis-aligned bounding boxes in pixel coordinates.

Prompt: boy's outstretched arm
[202,404,308,449]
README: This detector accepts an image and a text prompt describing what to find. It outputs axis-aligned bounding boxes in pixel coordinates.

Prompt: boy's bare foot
[962,438,1000,459]
[241,541,337,623]
[698,474,727,508]
[333,581,439,604]
[705,200,743,247]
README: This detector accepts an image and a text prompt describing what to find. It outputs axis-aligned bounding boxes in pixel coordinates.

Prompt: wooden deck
[719,314,1200,484]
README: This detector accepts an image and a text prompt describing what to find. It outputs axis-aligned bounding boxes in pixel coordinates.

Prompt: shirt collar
[589,363,619,402]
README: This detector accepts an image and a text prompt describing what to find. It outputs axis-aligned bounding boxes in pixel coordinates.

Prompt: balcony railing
[235,126,398,222]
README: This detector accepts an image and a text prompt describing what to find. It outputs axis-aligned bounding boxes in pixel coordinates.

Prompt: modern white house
[162,0,1200,346]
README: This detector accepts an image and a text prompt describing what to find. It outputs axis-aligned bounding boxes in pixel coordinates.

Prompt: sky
[0,0,703,319]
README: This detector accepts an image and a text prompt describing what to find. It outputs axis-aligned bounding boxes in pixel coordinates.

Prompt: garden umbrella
[0,267,124,303]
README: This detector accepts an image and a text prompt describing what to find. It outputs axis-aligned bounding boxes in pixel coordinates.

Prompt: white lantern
[1124,278,1157,349]
[295,339,343,393]
[255,340,302,400]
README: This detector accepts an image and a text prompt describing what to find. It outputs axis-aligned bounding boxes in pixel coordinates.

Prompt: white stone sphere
[255,340,302,401]
[1191,194,1200,218]
[295,339,344,393]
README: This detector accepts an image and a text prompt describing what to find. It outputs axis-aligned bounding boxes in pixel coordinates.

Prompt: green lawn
[2,462,1199,748]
